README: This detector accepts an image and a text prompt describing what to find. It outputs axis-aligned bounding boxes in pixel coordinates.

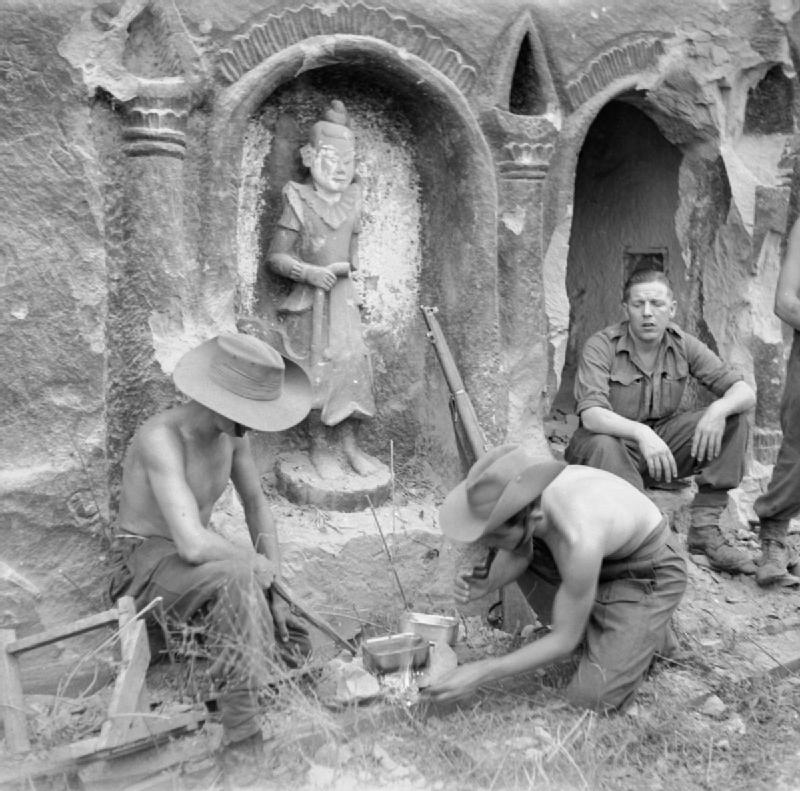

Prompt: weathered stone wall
[2,0,799,679]
[1,4,109,654]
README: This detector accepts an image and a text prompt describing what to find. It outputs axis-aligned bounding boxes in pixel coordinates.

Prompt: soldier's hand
[454,569,491,604]
[252,554,277,588]
[692,405,726,462]
[423,660,492,702]
[268,594,292,643]
[636,426,677,483]
[305,266,337,290]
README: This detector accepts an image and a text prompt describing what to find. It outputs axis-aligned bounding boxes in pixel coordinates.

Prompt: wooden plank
[7,608,120,656]
[78,719,219,790]
[0,628,30,753]
[98,596,152,749]
[0,710,206,785]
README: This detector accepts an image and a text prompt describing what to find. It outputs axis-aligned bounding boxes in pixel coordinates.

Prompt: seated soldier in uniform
[565,268,756,574]
[424,445,687,712]
[109,333,312,782]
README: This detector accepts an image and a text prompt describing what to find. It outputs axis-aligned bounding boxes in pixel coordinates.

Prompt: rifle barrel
[421,306,487,459]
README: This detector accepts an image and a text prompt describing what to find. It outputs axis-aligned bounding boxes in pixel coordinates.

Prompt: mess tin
[362,633,429,674]
[399,612,459,647]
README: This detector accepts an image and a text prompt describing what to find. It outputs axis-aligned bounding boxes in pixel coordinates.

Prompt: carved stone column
[480,110,559,631]
[106,82,193,500]
[483,109,558,458]
[499,148,554,446]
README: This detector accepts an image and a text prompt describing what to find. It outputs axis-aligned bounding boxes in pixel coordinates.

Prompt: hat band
[209,356,283,402]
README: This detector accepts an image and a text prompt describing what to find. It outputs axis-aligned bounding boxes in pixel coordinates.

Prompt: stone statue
[267,100,383,482]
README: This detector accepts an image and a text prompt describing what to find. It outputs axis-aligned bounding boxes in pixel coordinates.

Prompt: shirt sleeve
[683,333,743,397]
[573,332,616,415]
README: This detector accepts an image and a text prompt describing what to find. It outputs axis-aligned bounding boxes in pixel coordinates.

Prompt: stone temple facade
[2,0,799,668]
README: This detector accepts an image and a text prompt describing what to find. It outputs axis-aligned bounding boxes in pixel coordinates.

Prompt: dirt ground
[5,469,800,791]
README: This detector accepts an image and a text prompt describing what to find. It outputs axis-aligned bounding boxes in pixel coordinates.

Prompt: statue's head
[301,100,356,196]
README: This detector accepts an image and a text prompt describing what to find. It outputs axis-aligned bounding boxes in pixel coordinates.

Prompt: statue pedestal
[275,451,392,512]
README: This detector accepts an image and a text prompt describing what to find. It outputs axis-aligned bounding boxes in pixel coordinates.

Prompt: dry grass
[220,621,800,791]
[17,598,800,791]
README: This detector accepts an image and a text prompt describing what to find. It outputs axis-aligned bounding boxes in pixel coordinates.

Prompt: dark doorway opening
[546,99,683,454]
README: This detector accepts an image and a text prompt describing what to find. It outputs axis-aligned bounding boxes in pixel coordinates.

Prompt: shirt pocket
[608,368,644,419]
[659,356,689,416]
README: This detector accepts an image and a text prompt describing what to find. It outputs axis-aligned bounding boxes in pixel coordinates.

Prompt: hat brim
[439,460,566,543]
[173,339,312,432]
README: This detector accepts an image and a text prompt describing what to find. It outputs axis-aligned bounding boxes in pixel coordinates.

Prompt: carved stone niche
[214,39,504,509]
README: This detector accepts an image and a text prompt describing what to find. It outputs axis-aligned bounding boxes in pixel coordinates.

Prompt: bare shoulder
[126,409,185,470]
[543,465,660,528]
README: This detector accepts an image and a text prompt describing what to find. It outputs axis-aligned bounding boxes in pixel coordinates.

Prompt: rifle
[420,305,487,461]
[421,306,501,590]
[272,580,358,656]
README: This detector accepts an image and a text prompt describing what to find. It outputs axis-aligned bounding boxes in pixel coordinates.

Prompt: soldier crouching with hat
[108,333,312,783]
[424,445,687,712]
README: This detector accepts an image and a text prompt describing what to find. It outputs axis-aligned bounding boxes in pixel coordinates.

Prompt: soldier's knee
[566,682,628,714]
[199,559,255,593]
[565,671,637,713]
[584,434,623,452]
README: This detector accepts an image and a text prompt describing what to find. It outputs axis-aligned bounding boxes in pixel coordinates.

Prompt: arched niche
[509,33,546,116]
[545,90,739,456]
[206,38,501,470]
[744,64,794,135]
[487,12,559,117]
[550,99,685,416]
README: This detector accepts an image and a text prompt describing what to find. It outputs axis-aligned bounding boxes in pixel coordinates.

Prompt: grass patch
[257,636,800,791]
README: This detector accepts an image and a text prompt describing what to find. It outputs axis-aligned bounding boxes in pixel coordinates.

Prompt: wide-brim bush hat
[173,333,311,432]
[439,444,566,543]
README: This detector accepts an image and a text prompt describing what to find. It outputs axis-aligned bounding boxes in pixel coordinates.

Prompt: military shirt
[574,321,743,422]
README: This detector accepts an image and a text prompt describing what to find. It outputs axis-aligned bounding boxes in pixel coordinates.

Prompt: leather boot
[220,730,265,788]
[756,538,795,587]
[687,507,756,575]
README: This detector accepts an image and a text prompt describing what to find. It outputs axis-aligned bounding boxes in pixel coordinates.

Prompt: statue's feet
[343,443,382,477]
[310,445,341,480]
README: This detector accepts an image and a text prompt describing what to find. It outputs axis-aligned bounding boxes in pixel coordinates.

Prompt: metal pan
[362,632,429,674]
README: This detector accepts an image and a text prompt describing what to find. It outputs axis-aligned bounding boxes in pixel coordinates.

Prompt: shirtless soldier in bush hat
[425,446,687,712]
[109,333,312,783]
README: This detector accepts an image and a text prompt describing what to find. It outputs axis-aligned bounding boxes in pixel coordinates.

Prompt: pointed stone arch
[488,12,559,116]
[120,0,205,82]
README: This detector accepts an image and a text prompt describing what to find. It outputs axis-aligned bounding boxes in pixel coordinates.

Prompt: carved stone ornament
[58,0,209,127]
[498,141,554,180]
[479,106,558,181]
[565,34,667,110]
[217,2,478,95]
[121,86,190,159]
